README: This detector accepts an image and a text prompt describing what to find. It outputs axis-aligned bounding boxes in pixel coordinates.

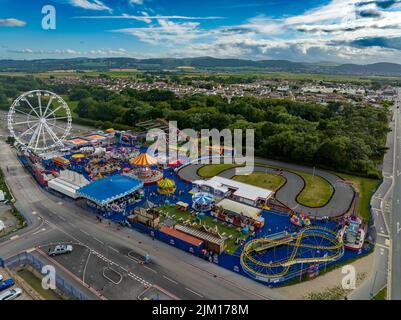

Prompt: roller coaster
[240,226,344,283]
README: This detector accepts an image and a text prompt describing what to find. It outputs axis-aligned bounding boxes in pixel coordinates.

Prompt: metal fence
[4,251,88,300]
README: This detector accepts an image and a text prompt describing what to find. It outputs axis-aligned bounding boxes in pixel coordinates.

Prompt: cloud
[0,18,26,27]
[8,48,128,56]
[69,0,111,11]
[129,0,144,4]
[168,0,401,63]
[75,14,224,21]
[111,19,208,45]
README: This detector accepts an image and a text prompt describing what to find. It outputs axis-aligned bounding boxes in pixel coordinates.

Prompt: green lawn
[198,163,333,207]
[337,173,379,223]
[17,269,66,300]
[233,172,286,191]
[197,164,239,178]
[372,287,387,300]
[158,205,247,254]
[294,171,334,207]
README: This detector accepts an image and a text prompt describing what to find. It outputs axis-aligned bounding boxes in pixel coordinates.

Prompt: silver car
[0,288,22,300]
[47,244,73,256]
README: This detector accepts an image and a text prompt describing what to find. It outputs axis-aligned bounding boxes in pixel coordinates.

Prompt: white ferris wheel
[7,90,72,153]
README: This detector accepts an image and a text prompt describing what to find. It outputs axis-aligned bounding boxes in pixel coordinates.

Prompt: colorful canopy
[157,178,176,189]
[130,153,158,166]
[192,192,214,206]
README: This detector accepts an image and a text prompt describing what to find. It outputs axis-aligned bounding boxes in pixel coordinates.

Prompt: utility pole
[312,166,316,184]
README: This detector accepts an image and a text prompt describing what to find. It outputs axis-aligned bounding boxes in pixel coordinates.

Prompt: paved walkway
[178,158,355,218]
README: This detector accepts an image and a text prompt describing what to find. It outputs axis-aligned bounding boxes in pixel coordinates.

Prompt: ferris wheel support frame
[7,90,72,153]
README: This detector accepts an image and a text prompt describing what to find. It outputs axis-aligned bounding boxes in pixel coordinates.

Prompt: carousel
[192,192,214,212]
[129,153,163,184]
[157,178,176,196]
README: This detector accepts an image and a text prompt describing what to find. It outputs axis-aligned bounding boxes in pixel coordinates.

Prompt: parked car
[47,244,73,256]
[0,278,15,292]
[0,288,22,300]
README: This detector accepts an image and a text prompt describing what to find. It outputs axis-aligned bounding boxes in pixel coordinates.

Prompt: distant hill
[1,57,401,77]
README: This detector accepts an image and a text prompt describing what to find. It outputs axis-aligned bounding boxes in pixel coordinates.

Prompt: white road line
[163,275,178,285]
[59,216,66,222]
[185,287,203,298]
[32,228,46,235]
[108,246,119,253]
[79,229,89,236]
[144,265,157,273]
[93,237,104,245]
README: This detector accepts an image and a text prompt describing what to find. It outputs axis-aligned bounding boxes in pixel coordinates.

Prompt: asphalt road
[349,95,396,300]
[178,157,355,217]
[390,89,401,300]
[0,139,286,300]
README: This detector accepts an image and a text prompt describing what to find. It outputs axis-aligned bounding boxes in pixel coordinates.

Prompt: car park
[47,244,73,256]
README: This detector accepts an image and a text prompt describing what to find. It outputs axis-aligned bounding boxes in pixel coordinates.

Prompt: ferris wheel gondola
[7,90,72,153]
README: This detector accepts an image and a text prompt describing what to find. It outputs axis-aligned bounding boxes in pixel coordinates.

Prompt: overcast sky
[1,0,401,63]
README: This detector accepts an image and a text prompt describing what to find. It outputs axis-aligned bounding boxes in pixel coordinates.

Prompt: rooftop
[77,175,143,206]
[215,198,262,219]
[195,176,274,202]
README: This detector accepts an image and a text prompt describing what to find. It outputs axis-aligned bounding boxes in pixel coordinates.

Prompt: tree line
[0,76,391,177]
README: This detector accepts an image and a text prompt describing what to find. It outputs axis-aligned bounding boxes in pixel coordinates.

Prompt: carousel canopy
[130,153,158,166]
[192,192,214,206]
[77,175,143,206]
[157,178,176,189]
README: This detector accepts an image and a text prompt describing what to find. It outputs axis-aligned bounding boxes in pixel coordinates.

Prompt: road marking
[108,246,119,253]
[377,233,390,238]
[31,211,37,215]
[163,275,178,285]
[79,229,89,236]
[32,228,46,235]
[376,243,389,250]
[10,235,19,240]
[144,265,157,273]
[26,247,36,253]
[59,216,66,222]
[93,237,104,245]
[185,287,203,298]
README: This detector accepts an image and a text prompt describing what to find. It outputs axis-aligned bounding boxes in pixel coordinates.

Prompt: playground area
[16,128,373,286]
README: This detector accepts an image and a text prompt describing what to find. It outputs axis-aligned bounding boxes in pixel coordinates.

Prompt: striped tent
[130,153,158,166]
[192,192,214,212]
[157,178,176,195]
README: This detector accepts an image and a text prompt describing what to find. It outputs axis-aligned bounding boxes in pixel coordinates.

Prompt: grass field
[294,171,334,208]
[372,287,387,300]
[197,163,239,178]
[159,205,247,254]
[337,173,379,223]
[17,269,65,300]
[197,163,333,207]
[233,172,286,191]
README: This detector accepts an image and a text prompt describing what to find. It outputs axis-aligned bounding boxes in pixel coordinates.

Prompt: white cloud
[8,48,128,57]
[69,0,111,11]
[172,0,401,63]
[129,0,144,4]
[111,19,210,45]
[0,18,26,27]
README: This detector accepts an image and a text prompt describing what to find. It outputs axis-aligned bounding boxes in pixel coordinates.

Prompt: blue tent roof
[77,175,143,206]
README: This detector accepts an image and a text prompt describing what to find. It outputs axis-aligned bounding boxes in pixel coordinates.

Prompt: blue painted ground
[33,147,373,286]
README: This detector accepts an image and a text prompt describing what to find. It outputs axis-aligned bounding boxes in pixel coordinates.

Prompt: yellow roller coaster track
[240,226,344,279]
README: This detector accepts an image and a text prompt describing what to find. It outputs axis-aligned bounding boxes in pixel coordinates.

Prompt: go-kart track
[1,90,371,293]
[177,158,355,218]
